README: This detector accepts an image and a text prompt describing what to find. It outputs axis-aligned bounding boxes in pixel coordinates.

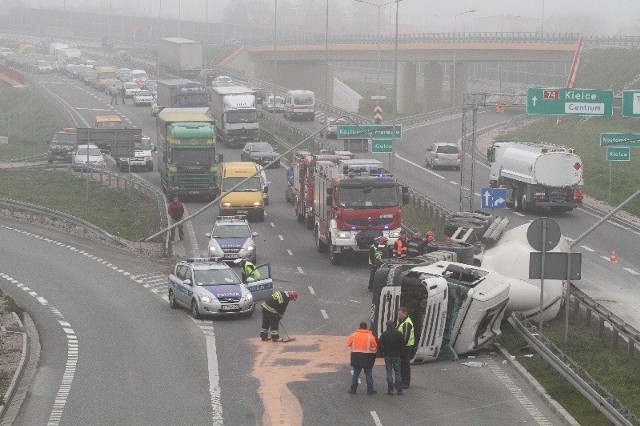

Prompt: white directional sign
[481,188,507,209]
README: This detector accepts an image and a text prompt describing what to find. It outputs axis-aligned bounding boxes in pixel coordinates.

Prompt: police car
[168,258,273,318]
[205,216,258,263]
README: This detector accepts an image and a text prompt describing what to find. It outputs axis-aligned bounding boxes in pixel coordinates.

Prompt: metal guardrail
[510,314,637,426]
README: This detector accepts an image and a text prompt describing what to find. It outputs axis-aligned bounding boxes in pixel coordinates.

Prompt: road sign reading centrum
[527,88,614,117]
[336,124,402,139]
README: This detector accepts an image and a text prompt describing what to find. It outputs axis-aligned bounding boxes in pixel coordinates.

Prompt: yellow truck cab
[95,115,123,129]
[92,65,117,91]
[219,162,265,221]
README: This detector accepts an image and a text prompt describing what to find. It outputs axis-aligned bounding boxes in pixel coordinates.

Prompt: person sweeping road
[260,290,299,342]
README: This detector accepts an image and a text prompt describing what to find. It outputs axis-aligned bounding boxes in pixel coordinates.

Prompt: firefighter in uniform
[368,236,388,291]
[393,232,408,258]
[241,259,260,283]
[397,306,415,388]
[260,290,299,342]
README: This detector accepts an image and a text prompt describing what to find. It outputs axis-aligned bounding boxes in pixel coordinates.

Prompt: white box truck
[158,38,202,79]
[209,86,259,148]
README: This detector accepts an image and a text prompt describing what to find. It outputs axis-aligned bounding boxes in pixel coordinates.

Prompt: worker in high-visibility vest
[396,307,415,389]
[393,232,408,258]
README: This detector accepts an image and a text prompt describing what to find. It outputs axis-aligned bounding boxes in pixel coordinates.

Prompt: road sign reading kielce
[526,88,614,116]
[336,124,402,140]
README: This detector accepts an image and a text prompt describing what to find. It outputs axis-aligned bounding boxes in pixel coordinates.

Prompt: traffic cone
[609,250,618,263]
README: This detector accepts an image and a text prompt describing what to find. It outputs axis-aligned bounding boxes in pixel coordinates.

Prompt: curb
[0,312,29,422]
[495,343,580,426]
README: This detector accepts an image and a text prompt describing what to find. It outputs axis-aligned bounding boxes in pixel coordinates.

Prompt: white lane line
[513,212,525,217]
[624,268,640,276]
[297,266,305,274]
[564,237,575,242]
[600,256,611,261]
[580,245,595,252]
[370,411,383,426]
[308,286,316,295]
[270,222,275,227]
[396,155,446,179]
[474,192,481,197]
[278,235,284,241]
[320,309,329,319]
[287,249,293,256]
[205,328,224,425]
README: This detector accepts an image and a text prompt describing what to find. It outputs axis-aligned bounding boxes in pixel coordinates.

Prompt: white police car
[205,216,258,263]
[168,258,273,318]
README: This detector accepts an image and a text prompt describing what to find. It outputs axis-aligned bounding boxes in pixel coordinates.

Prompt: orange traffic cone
[609,250,618,263]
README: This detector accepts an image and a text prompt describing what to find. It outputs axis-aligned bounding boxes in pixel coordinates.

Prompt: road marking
[513,212,525,217]
[308,286,316,295]
[474,192,481,197]
[287,249,293,256]
[396,154,445,179]
[564,237,575,242]
[370,411,383,426]
[205,327,224,425]
[297,266,305,274]
[580,245,594,252]
[270,222,275,227]
[600,256,611,261]
[278,235,284,241]
[321,309,329,319]
[624,268,640,276]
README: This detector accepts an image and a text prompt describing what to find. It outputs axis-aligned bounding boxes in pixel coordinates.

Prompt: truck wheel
[513,189,522,211]
[519,193,529,212]
[190,300,202,319]
[427,241,475,265]
[168,290,178,309]
[256,210,265,222]
[315,230,328,253]
[329,244,342,265]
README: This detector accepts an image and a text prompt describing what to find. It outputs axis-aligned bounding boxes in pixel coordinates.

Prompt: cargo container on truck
[154,79,209,115]
[158,38,202,79]
[210,86,259,148]
[156,108,221,199]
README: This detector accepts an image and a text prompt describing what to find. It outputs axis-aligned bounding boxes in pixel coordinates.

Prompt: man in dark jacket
[378,320,405,395]
[347,322,378,395]
[397,307,415,389]
[260,290,298,342]
[167,195,185,241]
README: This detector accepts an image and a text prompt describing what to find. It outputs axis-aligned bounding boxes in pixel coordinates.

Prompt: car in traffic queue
[206,215,258,264]
[133,89,154,106]
[116,67,132,82]
[324,117,347,139]
[168,258,273,318]
[72,144,106,171]
[425,142,462,170]
[130,69,148,88]
[240,141,280,168]
[263,94,284,113]
[123,81,141,98]
[47,128,77,163]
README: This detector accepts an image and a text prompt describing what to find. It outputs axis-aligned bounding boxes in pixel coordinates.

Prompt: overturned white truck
[487,142,584,212]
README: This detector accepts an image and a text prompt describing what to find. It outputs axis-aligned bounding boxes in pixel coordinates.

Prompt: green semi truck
[156,107,222,199]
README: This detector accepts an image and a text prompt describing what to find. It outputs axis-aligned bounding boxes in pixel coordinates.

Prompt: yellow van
[92,65,117,91]
[94,115,123,129]
[219,162,265,221]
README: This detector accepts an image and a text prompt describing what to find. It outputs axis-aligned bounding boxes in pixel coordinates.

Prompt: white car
[263,94,284,113]
[130,69,148,88]
[34,59,53,73]
[123,81,141,98]
[72,144,106,171]
[133,90,153,106]
[426,142,461,170]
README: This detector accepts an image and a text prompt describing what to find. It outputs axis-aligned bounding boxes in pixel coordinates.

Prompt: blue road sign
[481,188,507,209]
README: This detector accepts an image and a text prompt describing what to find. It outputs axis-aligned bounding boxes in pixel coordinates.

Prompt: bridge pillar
[450,62,469,106]
[255,61,334,104]
[422,62,443,112]
[397,62,417,115]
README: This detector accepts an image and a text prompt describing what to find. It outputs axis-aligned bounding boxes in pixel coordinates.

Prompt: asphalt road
[1,71,576,425]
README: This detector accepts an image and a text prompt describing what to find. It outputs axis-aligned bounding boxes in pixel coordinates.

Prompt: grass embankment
[0,83,160,241]
[0,84,63,160]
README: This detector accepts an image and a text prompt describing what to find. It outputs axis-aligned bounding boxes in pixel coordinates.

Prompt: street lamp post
[540,0,545,37]
[452,9,475,106]
[324,0,329,138]
[272,0,278,114]
[499,15,520,92]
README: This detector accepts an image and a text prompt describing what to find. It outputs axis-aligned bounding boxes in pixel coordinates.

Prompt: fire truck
[291,150,353,229]
[313,158,409,264]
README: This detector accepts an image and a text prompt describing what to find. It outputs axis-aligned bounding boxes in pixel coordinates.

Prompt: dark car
[47,129,77,163]
[240,142,280,168]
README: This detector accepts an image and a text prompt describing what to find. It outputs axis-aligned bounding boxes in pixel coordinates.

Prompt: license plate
[189,191,199,195]
[225,254,238,259]
[237,210,249,214]
[221,304,239,311]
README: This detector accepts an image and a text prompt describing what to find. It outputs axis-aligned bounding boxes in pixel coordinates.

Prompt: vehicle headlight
[221,202,231,208]
[209,245,218,254]
[389,230,400,238]
[245,244,255,252]
[253,201,263,207]
[336,231,350,239]
[201,295,213,304]
[245,292,253,302]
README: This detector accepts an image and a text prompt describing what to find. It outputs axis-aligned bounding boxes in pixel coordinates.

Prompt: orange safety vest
[347,329,378,354]
[394,238,407,258]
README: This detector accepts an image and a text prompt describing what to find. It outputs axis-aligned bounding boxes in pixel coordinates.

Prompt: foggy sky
[15,0,640,35]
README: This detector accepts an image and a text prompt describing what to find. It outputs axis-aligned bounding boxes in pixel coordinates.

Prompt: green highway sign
[622,91,640,117]
[336,124,402,140]
[607,146,631,161]
[600,132,640,147]
[526,88,614,116]
[371,139,392,153]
